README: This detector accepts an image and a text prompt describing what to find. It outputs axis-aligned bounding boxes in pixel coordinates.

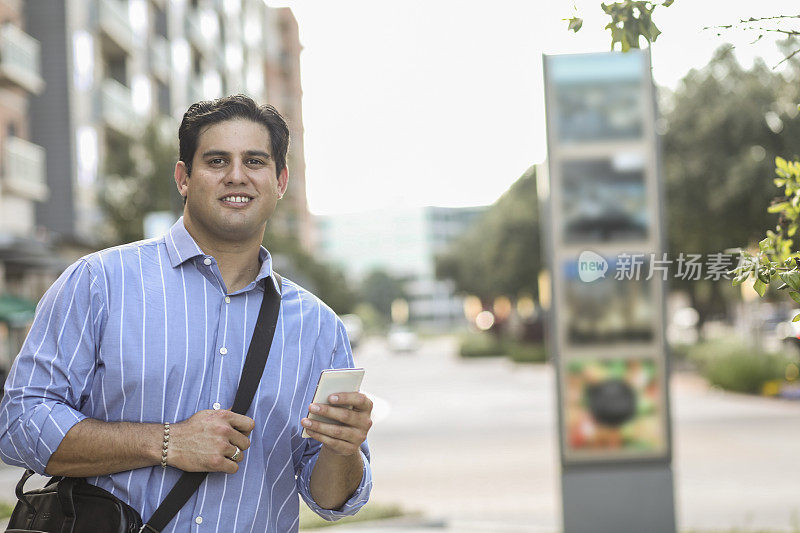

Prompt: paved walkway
[1,336,799,532]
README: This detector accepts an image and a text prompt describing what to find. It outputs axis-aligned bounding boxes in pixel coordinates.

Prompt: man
[0,95,373,531]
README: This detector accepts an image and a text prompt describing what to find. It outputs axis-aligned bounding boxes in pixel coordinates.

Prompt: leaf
[793,313,800,323]
[759,237,771,252]
[779,270,800,291]
[662,0,674,6]
[790,292,800,304]
[567,16,583,32]
[753,278,767,297]
[768,202,790,213]
[776,156,789,171]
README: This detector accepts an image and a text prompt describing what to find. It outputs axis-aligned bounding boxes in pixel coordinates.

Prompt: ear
[175,161,189,198]
[277,166,289,198]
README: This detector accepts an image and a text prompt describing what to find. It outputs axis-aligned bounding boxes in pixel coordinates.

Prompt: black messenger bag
[6,274,282,533]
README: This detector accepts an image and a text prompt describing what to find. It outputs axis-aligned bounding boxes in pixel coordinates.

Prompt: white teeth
[223,196,250,203]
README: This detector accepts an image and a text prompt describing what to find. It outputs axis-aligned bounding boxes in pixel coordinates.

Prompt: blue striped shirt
[0,218,372,531]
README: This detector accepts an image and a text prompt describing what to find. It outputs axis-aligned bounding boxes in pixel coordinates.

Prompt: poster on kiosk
[542,49,672,466]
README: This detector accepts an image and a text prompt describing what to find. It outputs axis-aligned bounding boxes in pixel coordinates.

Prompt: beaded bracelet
[161,422,170,468]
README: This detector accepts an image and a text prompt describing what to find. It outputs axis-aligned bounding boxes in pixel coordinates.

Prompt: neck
[183,218,265,293]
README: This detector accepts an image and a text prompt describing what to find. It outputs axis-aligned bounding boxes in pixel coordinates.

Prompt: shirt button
[203,258,211,266]
[219,347,228,355]
[212,402,221,410]
[195,516,203,524]
[225,296,231,304]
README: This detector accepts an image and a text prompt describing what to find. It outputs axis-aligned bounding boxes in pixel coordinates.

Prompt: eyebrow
[201,149,272,159]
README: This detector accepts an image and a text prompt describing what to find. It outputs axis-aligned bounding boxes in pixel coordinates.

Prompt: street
[1,336,800,532]
[336,336,800,532]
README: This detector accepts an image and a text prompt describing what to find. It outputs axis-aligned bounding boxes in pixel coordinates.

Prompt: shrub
[688,339,795,394]
[458,331,506,358]
[507,342,547,363]
[458,332,547,363]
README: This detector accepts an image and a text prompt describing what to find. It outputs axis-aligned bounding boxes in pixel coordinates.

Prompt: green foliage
[98,120,183,245]
[731,155,800,306]
[435,166,541,303]
[459,331,506,358]
[264,229,358,315]
[507,342,547,364]
[687,339,794,394]
[359,270,407,323]
[458,331,546,363]
[599,1,671,52]
[0,501,14,519]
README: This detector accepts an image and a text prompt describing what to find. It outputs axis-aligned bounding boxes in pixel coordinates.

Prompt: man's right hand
[168,409,256,474]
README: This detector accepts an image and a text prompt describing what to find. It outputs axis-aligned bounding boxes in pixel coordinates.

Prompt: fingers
[301,420,365,456]
[327,392,373,413]
[225,412,256,434]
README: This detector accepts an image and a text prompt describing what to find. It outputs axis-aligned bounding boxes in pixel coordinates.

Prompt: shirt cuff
[298,448,372,521]
[20,402,87,475]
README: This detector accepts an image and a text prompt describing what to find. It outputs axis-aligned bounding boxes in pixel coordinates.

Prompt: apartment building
[263,7,314,252]
[0,0,51,374]
[25,0,312,251]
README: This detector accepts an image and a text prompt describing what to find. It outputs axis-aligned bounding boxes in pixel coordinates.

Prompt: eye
[246,158,266,165]
[209,158,226,166]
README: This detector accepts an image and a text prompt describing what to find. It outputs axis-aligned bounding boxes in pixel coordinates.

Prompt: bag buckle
[139,525,159,533]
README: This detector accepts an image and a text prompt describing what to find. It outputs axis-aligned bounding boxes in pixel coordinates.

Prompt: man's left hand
[301,392,373,456]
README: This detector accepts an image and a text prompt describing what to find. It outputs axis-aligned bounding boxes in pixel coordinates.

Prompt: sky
[268,1,793,216]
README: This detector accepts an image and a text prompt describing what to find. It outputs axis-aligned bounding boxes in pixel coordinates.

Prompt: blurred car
[341,314,364,349]
[387,325,419,353]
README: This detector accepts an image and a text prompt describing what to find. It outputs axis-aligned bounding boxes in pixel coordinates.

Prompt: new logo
[578,251,608,282]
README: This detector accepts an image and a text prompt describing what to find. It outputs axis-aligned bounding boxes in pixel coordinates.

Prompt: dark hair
[178,94,290,179]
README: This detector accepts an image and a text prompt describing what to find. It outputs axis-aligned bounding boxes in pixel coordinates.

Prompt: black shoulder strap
[142,273,282,533]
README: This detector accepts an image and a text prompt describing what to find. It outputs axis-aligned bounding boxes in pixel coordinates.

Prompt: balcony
[149,35,171,82]
[99,78,138,137]
[184,8,217,55]
[2,136,47,202]
[0,24,44,94]
[97,0,134,54]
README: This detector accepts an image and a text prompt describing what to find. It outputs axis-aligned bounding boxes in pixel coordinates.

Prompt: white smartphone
[302,368,365,438]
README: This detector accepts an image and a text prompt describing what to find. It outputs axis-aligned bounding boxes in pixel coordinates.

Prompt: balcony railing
[2,136,47,201]
[100,78,137,136]
[98,0,134,53]
[0,24,43,94]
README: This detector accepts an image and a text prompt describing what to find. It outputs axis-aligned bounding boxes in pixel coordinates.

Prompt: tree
[572,3,800,311]
[263,228,358,316]
[359,270,407,323]
[568,1,799,64]
[435,165,541,305]
[98,120,182,245]
[661,45,800,322]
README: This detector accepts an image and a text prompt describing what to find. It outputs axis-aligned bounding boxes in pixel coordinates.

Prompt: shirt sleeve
[0,259,103,474]
[296,317,373,520]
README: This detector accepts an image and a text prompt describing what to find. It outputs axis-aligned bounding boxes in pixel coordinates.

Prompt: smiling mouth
[220,195,253,205]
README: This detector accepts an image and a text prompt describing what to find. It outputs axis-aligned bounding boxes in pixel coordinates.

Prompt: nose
[226,159,248,184]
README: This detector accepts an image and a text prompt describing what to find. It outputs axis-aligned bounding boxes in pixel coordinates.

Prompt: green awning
[0,294,36,327]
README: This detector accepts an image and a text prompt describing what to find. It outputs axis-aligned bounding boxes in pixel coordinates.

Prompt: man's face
[175,118,287,244]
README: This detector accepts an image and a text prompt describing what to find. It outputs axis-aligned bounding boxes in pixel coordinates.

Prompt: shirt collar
[165,217,280,293]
